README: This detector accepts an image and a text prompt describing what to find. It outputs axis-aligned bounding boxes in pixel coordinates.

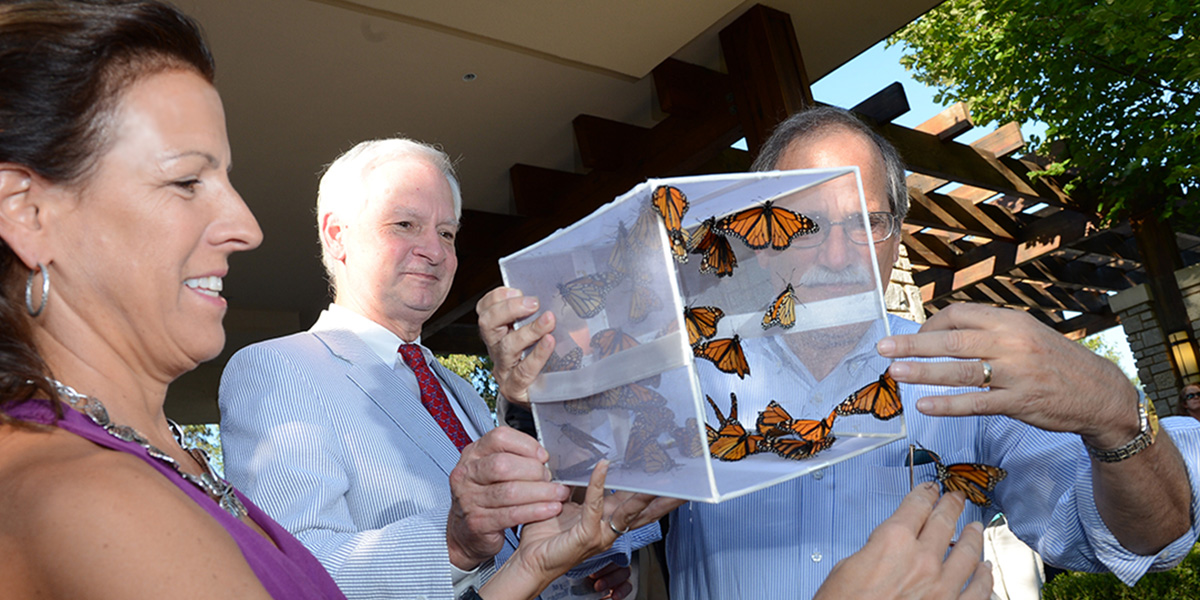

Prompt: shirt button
[812,469,824,480]
[811,550,822,563]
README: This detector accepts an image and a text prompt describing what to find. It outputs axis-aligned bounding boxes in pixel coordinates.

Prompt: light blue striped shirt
[668,314,1200,599]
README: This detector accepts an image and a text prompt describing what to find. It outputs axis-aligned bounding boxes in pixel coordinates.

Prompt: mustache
[797,264,873,286]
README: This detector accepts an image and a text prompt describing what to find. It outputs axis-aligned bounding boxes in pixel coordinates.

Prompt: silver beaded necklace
[50,379,249,519]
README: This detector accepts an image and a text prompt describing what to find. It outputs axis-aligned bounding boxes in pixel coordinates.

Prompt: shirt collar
[324,303,424,368]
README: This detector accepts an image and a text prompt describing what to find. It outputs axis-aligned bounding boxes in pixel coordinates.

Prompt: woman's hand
[480,460,683,600]
[814,483,992,600]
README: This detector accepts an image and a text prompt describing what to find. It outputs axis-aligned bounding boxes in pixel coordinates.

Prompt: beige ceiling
[166,0,941,422]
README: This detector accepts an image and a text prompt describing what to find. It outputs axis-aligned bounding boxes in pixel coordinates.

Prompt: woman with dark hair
[0,2,667,599]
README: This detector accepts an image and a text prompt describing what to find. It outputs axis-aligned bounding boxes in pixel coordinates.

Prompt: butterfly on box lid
[714,200,819,251]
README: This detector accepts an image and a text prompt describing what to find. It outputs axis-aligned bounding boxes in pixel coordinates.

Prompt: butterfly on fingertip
[906,445,1007,507]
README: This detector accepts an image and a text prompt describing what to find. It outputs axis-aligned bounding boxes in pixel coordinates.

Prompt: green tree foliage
[1080,333,1140,389]
[436,354,499,410]
[179,423,224,477]
[1042,543,1200,599]
[891,0,1199,223]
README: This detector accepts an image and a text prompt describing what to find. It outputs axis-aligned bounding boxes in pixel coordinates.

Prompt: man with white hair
[219,138,655,599]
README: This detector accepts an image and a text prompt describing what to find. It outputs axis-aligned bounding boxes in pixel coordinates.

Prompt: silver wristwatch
[1084,395,1158,463]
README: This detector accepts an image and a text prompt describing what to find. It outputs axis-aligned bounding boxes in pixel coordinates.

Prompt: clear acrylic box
[499,168,905,502]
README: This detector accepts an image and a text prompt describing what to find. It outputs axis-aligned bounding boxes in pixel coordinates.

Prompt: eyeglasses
[1184,392,1200,402]
[792,211,899,249]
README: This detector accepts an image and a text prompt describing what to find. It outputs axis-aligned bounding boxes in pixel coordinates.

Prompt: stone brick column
[1109,263,1200,417]
[885,244,925,324]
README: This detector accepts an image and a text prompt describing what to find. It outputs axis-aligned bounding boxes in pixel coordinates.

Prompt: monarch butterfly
[557,271,625,319]
[629,280,662,323]
[637,440,679,473]
[563,386,624,414]
[705,393,768,461]
[608,221,637,274]
[629,205,661,252]
[836,368,903,420]
[683,305,725,346]
[756,402,838,443]
[688,218,738,278]
[762,283,798,330]
[907,446,1007,507]
[714,201,819,251]
[673,418,705,458]
[590,327,639,359]
[767,435,836,460]
[624,414,660,462]
[544,347,583,373]
[556,422,609,458]
[693,335,750,379]
[651,185,688,233]
[668,230,689,264]
[617,384,670,410]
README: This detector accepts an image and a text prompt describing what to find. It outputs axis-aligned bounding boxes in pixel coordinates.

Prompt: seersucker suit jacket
[218,310,516,600]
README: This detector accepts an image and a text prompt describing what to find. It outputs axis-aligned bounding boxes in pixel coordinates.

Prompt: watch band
[458,586,484,600]
[1083,399,1157,463]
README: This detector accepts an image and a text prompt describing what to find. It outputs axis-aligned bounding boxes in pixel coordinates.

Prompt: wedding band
[607,518,631,536]
[980,361,993,388]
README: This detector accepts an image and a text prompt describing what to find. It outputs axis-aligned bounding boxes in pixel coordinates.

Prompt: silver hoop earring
[25,262,49,317]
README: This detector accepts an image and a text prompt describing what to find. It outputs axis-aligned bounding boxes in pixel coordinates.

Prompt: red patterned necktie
[398,344,472,451]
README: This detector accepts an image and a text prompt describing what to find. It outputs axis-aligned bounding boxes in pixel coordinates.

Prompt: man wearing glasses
[1182,384,1200,421]
[479,106,1200,598]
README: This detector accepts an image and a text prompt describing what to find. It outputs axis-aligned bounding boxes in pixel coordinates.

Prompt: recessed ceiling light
[462,73,477,82]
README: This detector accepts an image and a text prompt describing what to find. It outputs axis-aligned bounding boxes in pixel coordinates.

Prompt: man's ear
[0,164,51,269]
[319,211,348,263]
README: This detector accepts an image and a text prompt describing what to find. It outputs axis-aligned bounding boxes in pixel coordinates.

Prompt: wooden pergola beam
[917,208,1096,303]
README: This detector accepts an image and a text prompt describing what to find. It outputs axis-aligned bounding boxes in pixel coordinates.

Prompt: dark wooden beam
[874,120,1071,206]
[917,209,1097,303]
[1054,312,1120,340]
[573,115,650,171]
[509,164,585,217]
[849,82,909,124]
[720,4,813,158]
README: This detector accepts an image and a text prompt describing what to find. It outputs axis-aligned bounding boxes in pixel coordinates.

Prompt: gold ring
[980,361,993,388]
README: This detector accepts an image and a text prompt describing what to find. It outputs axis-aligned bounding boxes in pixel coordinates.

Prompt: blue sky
[808,40,1140,380]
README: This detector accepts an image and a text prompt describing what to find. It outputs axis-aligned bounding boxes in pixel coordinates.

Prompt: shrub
[1042,544,1200,599]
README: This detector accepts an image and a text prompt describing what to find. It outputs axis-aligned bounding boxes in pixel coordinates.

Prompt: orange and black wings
[684,305,725,346]
[767,435,836,461]
[762,283,797,330]
[590,327,639,359]
[836,369,902,420]
[557,271,625,319]
[690,217,737,277]
[714,201,819,250]
[543,347,583,373]
[757,402,836,442]
[651,185,689,234]
[938,462,1008,507]
[693,335,750,379]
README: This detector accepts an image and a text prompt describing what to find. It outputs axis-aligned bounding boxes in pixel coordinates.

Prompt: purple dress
[6,400,346,600]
